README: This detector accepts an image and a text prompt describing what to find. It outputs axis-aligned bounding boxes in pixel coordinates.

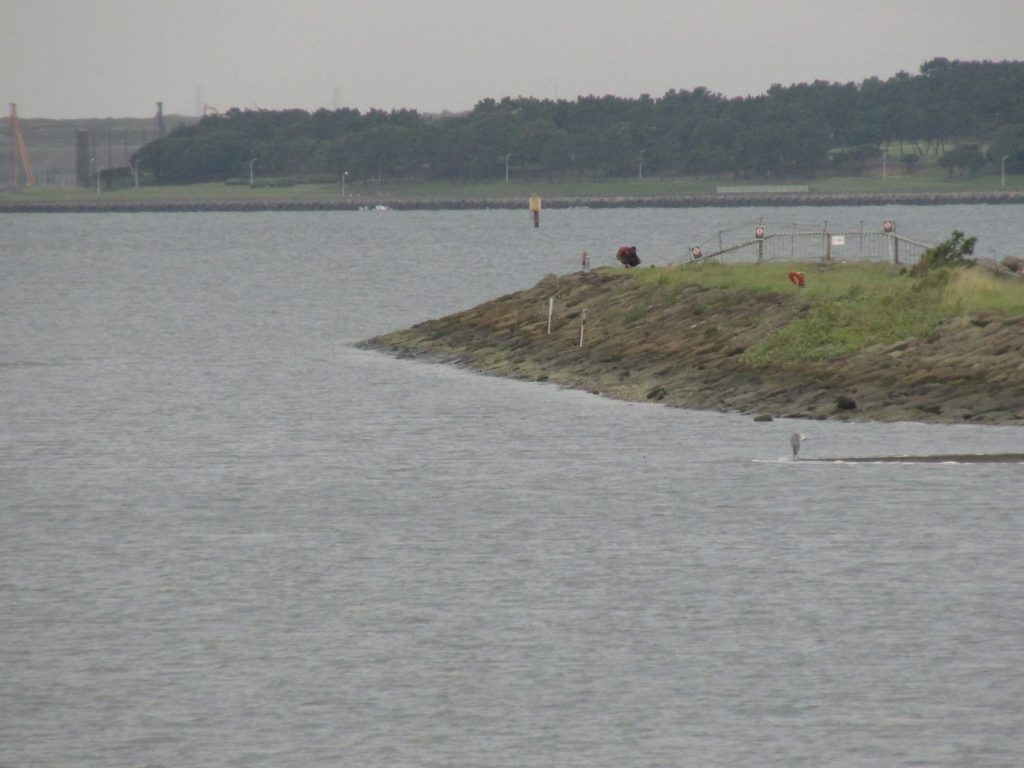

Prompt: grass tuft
[941,268,1024,315]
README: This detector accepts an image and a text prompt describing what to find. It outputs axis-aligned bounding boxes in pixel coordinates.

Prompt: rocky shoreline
[3,190,1024,213]
[361,269,1024,426]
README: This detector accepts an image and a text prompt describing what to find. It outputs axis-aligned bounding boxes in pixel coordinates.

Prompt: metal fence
[688,222,934,267]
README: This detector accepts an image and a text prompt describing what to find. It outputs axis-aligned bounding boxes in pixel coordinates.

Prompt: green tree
[938,144,986,176]
[129,59,1024,184]
[988,123,1024,174]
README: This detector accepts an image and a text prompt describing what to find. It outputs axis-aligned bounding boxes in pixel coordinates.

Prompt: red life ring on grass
[788,271,805,287]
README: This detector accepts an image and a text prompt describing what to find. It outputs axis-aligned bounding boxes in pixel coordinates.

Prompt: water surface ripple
[3,208,1023,767]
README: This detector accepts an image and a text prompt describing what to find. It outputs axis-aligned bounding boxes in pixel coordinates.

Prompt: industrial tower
[8,103,36,187]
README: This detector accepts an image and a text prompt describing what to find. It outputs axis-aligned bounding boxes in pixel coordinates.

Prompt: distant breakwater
[3,190,1023,213]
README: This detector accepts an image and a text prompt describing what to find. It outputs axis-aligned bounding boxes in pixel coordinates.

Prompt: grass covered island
[361,249,1024,425]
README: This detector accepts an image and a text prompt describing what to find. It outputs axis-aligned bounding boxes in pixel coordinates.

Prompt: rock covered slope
[361,269,1024,425]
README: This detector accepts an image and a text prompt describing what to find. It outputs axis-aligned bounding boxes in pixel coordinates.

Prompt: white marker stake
[579,308,587,348]
[547,297,554,334]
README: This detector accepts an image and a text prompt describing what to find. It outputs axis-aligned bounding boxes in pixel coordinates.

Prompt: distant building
[0,115,197,187]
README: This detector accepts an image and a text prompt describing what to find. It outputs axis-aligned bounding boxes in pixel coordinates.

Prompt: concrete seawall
[3,191,1024,213]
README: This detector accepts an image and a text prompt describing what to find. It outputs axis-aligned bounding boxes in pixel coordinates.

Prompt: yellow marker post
[529,195,541,227]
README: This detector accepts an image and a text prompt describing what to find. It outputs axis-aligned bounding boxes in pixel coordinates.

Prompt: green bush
[911,230,977,276]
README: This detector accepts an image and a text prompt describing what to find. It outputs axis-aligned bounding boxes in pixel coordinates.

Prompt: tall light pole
[505,153,512,183]
[1001,155,1009,187]
[132,159,141,189]
[342,170,349,196]
[248,158,257,187]
[639,149,646,179]
[882,152,889,182]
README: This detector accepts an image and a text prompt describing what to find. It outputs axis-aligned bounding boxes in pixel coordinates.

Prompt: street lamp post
[1001,155,1010,188]
[882,152,889,182]
[248,158,257,187]
[342,170,349,196]
[505,153,512,183]
[639,149,646,179]
[132,159,141,189]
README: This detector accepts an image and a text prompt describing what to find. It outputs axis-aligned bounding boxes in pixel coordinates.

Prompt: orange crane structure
[8,103,36,187]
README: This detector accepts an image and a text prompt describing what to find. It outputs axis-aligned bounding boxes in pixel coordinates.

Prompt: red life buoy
[788,271,805,287]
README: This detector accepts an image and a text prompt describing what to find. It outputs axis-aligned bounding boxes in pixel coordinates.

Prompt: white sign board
[831,235,846,246]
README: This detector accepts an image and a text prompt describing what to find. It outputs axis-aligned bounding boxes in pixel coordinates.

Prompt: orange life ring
[788,271,805,287]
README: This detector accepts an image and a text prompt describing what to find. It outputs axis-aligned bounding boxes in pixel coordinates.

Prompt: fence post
[883,219,897,263]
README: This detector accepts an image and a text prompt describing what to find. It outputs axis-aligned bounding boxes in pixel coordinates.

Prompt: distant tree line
[134,58,1024,185]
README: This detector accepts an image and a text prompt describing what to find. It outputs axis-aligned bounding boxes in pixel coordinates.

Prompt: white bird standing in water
[790,432,808,458]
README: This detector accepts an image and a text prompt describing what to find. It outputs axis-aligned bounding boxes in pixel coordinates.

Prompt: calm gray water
[2,207,1023,767]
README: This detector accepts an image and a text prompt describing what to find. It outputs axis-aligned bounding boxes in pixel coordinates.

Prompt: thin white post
[579,308,587,348]
[547,297,554,334]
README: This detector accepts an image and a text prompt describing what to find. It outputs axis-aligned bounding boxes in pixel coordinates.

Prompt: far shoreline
[2,190,1024,214]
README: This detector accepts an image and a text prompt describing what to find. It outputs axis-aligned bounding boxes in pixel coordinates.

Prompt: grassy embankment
[635,260,1024,363]
[3,168,1023,204]
[365,260,1024,424]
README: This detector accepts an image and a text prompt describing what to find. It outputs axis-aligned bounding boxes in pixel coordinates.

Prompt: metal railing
[688,224,934,267]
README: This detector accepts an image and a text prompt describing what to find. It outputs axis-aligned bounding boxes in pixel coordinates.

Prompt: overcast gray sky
[3,0,1022,119]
